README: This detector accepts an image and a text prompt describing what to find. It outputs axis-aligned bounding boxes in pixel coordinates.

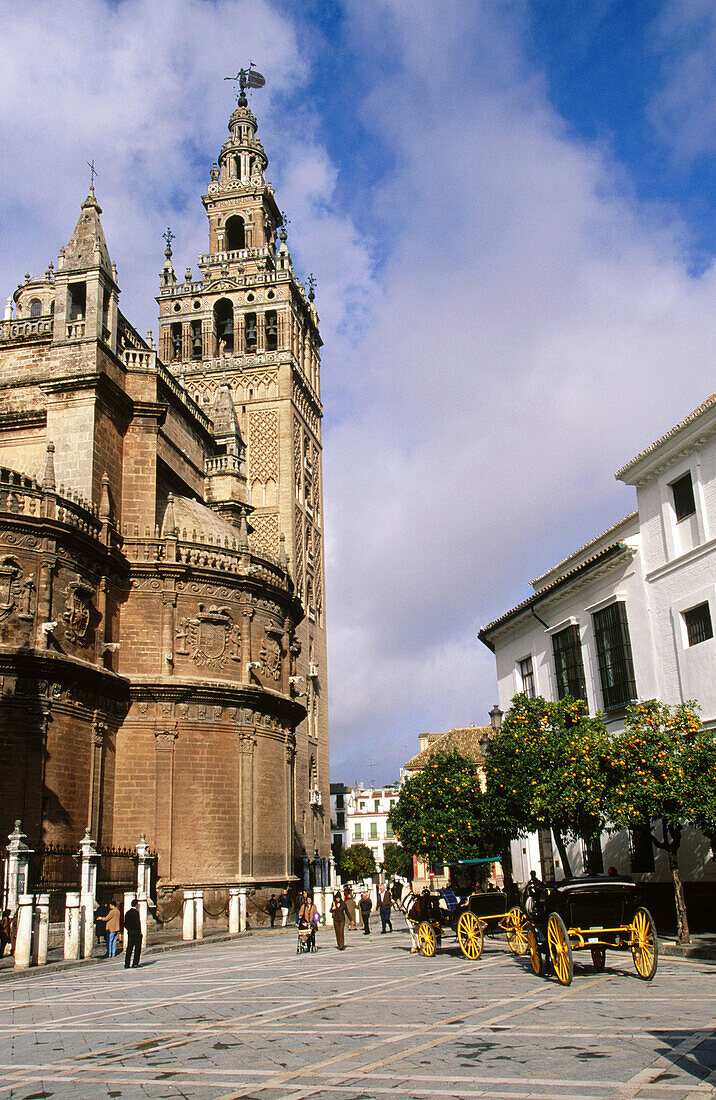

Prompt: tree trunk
[500,845,517,906]
[552,829,572,878]
[666,829,689,945]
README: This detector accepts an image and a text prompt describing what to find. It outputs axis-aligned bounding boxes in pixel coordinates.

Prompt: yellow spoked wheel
[631,907,658,981]
[506,907,528,955]
[457,911,484,961]
[526,928,543,976]
[418,921,437,957]
[590,946,606,971]
[547,912,573,986]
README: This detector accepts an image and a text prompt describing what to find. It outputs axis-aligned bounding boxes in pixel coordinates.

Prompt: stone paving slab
[0,919,715,1099]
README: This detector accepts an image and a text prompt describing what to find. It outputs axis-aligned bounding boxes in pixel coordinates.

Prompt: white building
[329,782,400,869]
[479,392,716,908]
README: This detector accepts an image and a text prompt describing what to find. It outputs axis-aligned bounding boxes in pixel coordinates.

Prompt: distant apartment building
[330,782,400,867]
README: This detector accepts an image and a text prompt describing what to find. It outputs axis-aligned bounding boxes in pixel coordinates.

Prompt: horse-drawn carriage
[523,876,658,986]
[407,859,528,961]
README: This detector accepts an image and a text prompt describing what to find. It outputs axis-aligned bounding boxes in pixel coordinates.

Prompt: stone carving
[258,633,281,683]
[249,512,280,558]
[177,604,234,668]
[0,558,30,623]
[62,581,94,644]
[248,409,278,481]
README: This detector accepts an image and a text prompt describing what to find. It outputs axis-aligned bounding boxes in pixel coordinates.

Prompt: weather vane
[163,226,175,258]
[224,62,266,106]
[87,159,98,187]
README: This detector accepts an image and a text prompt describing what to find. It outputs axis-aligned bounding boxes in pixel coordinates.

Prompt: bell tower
[156,74,329,872]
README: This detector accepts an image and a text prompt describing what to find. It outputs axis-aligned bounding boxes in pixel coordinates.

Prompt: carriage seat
[438,887,460,912]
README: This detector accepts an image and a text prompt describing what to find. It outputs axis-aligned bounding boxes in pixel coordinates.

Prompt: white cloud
[324,1,716,782]
[648,0,716,161]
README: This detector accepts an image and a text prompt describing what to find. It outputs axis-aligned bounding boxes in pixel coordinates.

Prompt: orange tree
[338,843,376,881]
[388,750,496,867]
[484,694,611,878]
[605,700,716,944]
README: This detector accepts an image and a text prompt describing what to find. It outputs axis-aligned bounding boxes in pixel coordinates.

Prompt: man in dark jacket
[124,899,142,969]
[378,885,393,933]
[359,891,372,935]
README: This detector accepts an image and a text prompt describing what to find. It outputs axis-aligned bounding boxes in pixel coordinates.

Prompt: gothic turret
[52,186,119,352]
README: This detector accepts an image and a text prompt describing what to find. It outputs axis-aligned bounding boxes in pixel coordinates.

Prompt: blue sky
[0,0,714,784]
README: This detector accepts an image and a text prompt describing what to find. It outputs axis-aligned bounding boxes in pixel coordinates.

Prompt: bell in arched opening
[213,298,234,355]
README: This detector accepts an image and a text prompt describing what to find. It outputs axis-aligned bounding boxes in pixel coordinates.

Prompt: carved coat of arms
[177,604,234,668]
[0,558,33,623]
[258,632,282,683]
[63,582,93,644]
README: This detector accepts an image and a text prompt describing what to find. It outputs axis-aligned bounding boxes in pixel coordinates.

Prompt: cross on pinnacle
[86,159,98,187]
[163,226,175,258]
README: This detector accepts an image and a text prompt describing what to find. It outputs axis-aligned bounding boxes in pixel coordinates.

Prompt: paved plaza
[1,919,715,1100]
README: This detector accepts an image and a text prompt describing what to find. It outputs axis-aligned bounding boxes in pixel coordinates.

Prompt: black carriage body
[536,877,639,945]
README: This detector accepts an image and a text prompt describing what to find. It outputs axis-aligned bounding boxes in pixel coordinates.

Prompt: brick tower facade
[156,91,329,871]
[0,90,330,909]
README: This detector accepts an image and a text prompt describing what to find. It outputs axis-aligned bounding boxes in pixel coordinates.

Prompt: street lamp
[489,704,503,732]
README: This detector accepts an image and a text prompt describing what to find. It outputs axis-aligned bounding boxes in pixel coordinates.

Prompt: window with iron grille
[671,472,696,522]
[592,602,637,710]
[684,602,713,647]
[518,655,535,698]
[551,624,586,700]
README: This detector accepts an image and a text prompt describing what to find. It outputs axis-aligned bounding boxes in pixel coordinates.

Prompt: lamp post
[489,704,503,732]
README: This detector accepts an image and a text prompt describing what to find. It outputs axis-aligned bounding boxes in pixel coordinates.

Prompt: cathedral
[0,84,329,908]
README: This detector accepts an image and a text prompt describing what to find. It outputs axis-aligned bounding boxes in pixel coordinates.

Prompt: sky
[0,0,714,784]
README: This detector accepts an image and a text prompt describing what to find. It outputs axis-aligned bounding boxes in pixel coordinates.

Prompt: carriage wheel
[590,946,606,971]
[547,913,573,986]
[526,928,543,976]
[631,908,658,981]
[506,907,528,955]
[457,911,483,961]
[418,921,437,957]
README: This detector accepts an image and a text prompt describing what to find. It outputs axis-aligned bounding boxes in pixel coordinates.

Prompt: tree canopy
[381,843,413,880]
[338,843,376,881]
[388,750,493,865]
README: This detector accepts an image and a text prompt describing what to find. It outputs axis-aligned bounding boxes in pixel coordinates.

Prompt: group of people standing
[94,899,143,968]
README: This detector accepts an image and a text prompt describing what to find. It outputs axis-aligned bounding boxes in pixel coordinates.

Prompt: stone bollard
[33,894,49,966]
[64,892,81,960]
[80,892,96,959]
[4,821,32,914]
[137,895,149,941]
[194,890,204,940]
[228,887,240,934]
[123,891,135,952]
[182,889,195,941]
[238,887,247,932]
[14,894,34,969]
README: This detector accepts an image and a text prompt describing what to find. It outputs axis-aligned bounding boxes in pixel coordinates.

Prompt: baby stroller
[296,918,318,953]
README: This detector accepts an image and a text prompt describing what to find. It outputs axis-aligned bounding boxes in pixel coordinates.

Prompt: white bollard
[64,892,81,960]
[14,894,34,969]
[33,894,49,966]
[81,892,95,959]
[194,890,204,940]
[228,888,240,934]
[137,895,149,941]
[123,892,135,952]
[182,889,195,941]
[238,887,247,932]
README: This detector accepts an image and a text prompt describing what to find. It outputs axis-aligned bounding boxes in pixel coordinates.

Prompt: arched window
[265,310,278,351]
[213,298,234,355]
[224,215,245,252]
[29,299,41,318]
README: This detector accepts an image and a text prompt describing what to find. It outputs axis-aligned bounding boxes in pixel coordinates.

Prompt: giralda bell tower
[157,72,329,875]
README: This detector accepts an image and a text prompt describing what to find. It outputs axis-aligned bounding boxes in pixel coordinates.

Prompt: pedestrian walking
[123,899,142,969]
[279,889,290,927]
[0,909,11,957]
[98,901,121,957]
[95,902,109,948]
[359,891,372,935]
[330,892,346,950]
[343,887,357,930]
[266,894,278,928]
[378,884,393,933]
